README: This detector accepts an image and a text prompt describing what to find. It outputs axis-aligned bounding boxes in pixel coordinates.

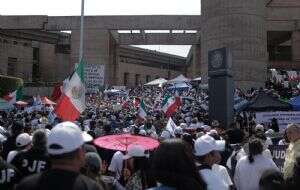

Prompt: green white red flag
[161,95,181,118]
[137,99,147,120]
[2,87,23,104]
[54,59,86,121]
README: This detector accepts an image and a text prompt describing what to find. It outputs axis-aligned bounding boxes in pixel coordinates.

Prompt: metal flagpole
[79,0,85,63]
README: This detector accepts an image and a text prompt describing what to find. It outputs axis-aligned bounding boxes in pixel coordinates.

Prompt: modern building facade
[0,0,299,91]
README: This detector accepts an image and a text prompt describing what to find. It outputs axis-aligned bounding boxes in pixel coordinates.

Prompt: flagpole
[79,0,85,63]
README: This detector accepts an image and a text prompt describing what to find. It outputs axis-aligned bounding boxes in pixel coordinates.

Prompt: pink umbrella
[15,101,28,106]
[94,134,159,151]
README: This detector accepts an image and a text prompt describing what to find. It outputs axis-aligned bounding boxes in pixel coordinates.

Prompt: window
[146,75,151,83]
[135,74,140,86]
[32,48,40,81]
[124,72,129,86]
[7,57,17,76]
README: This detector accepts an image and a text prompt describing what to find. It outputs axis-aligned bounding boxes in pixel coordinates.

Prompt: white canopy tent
[192,76,202,81]
[144,78,168,86]
[167,74,191,84]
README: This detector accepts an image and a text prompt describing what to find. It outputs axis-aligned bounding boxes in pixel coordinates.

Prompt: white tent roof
[193,76,202,81]
[167,74,191,84]
[144,78,168,86]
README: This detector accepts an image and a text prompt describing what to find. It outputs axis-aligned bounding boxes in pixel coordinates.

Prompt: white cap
[47,122,84,155]
[139,129,147,136]
[16,133,32,147]
[174,126,183,135]
[123,145,148,160]
[179,123,187,128]
[265,129,275,136]
[83,131,93,142]
[202,125,211,132]
[255,124,264,132]
[194,134,225,156]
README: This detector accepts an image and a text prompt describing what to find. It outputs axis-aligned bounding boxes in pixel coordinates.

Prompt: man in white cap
[194,134,229,190]
[16,121,104,190]
[11,130,50,179]
[7,133,32,163]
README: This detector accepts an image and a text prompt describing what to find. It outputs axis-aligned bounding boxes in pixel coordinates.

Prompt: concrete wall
[292,31,300,62]
[201,0,267,90]
[186,44,201,79]
[23,86,53,97]
[0,36,32,81]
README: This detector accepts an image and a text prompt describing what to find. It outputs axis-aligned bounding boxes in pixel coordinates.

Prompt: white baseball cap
[255,124,264,132]
[194,134,225,156]
[47,122,85,155]
[16,133,32,147]
[82,131,93,142]
[174,126,183,135]
[123,145,148,160]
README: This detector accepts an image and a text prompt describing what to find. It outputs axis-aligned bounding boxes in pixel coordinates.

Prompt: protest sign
[84,64,105,93]
[269,145,288,172]
[256,112,300,131]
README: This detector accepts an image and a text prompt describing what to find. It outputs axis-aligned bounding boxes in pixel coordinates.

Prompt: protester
[108,151,124,180]
[194,134,228,190]
[16,121,104,190]
[234,138,278,190]
[2,121,24,159]
[7,132,32,163]
[149,139,206,190]
[82,152,107,189]
[0,141,20,190]
[283,123,300,179]
[123,145,151,190]
[259,169,284,190]
[11,129,50,179]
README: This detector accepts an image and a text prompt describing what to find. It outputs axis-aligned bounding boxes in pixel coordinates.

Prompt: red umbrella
[94,134,159,151]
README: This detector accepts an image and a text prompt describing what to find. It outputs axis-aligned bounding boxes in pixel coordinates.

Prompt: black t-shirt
[16,169,104,190]
[0,159,21,190]
[11,148,51,179]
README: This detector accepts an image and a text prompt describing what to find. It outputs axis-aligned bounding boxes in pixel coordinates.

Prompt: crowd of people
[0,82,300,190]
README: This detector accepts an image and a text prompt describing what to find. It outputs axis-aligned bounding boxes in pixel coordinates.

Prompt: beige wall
[0,36,32,81]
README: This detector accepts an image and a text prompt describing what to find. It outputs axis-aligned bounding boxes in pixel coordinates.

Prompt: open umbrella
[15,101,28,106]
[94,134,159,151]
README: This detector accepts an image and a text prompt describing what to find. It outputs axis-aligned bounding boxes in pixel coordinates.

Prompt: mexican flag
[54,59,86,121]
[137,99,147,120]
[2,87,23,104]
[161,95,181,118]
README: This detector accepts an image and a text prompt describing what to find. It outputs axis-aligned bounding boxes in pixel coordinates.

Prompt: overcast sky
[0,0,201,57]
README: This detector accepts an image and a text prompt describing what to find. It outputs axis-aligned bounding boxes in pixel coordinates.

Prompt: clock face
[211,51,223,69]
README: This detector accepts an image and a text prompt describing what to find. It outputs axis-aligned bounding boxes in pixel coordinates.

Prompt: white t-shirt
[199,168,229,190]
[212,164,233,186]
[234,154,278,190]
[108,151,124,180]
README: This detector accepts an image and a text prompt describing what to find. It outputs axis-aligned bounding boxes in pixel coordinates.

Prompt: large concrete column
[71,29,117,86]
[292,31,300,62]
[201,0,267,89]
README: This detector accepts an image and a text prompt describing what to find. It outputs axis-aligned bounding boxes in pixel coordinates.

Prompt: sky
[0,0,201,57]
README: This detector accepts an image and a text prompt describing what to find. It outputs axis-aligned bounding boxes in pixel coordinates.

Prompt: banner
[84,64,105,93]
[255,111,300,131]
[269,145,288,172]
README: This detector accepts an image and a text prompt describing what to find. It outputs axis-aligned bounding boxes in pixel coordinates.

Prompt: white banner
[84,64,105,93]
[256,112,300,131]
